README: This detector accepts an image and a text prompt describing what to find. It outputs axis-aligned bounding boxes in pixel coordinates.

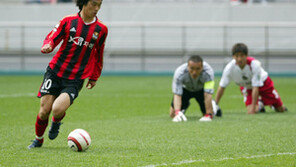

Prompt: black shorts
[171,88,206,115]
[38,66,84,104]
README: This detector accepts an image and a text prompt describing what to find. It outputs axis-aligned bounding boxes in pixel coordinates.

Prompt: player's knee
[52,110,65,119]
[39,108,51,120]
[39,102,52,116]
[52,105,66,116]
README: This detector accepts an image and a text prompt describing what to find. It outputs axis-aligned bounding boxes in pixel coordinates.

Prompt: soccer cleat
[216,106,222,117]
[28,139,43,149]
[258,100,265,113]
[48,121,62,140]
[259,107,266,113]
[199,114,212,122]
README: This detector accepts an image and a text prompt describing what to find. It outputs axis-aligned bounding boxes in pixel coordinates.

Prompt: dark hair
[76,0,90,10]
[232,43,248,56]
[188,55,203,63]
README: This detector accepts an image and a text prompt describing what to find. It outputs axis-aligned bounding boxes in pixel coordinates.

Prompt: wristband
[175,109,180,115]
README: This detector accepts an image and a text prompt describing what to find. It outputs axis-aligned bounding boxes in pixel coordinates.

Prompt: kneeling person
[170,55,222,122]
[215,43,287,114]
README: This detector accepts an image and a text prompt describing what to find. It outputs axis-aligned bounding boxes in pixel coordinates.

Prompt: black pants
[171,88,206,115]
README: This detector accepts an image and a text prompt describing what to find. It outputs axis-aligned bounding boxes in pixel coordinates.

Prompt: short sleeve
[219,63,232,88]
[172,70,183,95]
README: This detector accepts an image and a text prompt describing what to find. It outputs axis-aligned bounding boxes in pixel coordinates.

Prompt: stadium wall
[0,2,295,76]
[1,3,296,22]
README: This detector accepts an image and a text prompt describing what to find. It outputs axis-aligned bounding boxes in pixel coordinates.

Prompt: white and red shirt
[219,57,268,89]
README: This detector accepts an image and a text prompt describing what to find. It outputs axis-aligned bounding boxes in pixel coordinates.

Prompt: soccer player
[170,55,222,122]
[28,0,108,149]
[215,43,287,114]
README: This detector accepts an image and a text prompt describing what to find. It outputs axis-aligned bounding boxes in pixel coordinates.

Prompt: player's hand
[172,111,187,122]
[86,80,96,89]
[41,44,53,53]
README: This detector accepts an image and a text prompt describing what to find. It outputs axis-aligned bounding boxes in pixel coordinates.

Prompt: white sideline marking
[142,152,296,167]
[0,93,35,98]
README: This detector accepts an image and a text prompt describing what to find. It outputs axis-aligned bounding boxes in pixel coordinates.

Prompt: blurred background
[0,0,295,75]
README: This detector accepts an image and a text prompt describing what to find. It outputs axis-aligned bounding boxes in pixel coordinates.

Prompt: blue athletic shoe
[28,139,43,149]
[48,121,62,140]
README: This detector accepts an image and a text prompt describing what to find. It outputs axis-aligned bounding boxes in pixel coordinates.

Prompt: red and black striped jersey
[42,13,108,81]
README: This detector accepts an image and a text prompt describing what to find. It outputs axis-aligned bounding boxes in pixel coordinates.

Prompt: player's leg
[195,89,214,121]
[259,77,287,113]
[28,67,59,149]
[48,79,84,140]
[194,89,206,116]
[48,93,71,140]
[28,95,56,149]
[274,106,287,112]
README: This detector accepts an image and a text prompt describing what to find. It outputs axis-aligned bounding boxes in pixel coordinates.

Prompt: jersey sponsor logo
[68,35,95,49]
[69,36,84,46]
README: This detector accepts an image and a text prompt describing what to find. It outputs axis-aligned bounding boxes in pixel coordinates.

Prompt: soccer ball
[67,129,91,152]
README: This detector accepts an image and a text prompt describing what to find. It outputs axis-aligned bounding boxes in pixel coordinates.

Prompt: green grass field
[0,75,295,166]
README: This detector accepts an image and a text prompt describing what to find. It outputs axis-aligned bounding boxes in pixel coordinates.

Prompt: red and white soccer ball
[67,129,91,152]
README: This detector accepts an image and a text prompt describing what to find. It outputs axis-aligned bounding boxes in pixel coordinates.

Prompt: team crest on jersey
[92,32,99,40]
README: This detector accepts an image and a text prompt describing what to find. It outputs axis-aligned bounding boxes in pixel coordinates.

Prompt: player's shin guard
[35,115,48,142]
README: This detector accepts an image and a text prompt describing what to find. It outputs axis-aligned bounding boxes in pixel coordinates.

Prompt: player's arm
[171,71,187,122]
[204,92,213,115]
[173,94,182,113]
[215,86,225,105]
[89,26,108,86]
[216,63,232,105]
[41,19,67,54]
[204,80,215,115]
[172,94,187,122]
[248,87,259,114]
[248,60,263,114]
[172,71,183,114]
